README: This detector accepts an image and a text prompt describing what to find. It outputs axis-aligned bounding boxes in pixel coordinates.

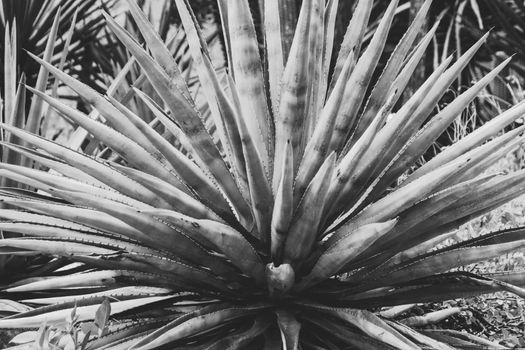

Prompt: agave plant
[1,0,525,348]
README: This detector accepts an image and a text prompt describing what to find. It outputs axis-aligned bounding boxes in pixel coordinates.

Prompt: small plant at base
[7,299,111,350]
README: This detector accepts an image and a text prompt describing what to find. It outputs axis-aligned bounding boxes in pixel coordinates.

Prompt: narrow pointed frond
[226,0,272,171]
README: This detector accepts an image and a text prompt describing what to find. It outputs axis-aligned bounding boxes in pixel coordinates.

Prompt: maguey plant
[1,0,525,348]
